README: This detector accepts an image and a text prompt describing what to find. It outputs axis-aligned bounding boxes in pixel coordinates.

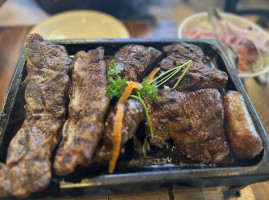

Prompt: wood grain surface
[0,21,269,200]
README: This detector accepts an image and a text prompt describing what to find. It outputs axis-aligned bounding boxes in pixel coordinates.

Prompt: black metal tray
[1,39,269,199]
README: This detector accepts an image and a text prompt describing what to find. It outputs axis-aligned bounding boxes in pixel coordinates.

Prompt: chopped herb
[106,59,193,139]
[106,76,128,98]
[135,79,159,101]
[106,60,128,98]
[107,60,121,79]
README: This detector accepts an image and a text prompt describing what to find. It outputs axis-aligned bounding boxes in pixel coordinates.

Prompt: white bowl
[30,10,130,40]
[178,12,269,78]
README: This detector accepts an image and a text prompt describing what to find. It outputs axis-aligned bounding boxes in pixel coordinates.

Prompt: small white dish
[30,10,130,39]
[178,12,269,78]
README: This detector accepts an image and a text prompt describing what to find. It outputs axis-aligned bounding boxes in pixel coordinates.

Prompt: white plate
[178,12,269,78]
[30,10,130,39]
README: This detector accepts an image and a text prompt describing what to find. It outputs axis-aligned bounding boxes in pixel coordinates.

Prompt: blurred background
[0,0,269,27]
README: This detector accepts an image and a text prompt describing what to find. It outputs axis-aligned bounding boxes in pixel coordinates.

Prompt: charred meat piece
[0,164,9,197]
[145,88,231,166]
[224,90,263,159]
[160,42,228,91]
[93,99,144,165]
[53,48,110,176]
[112,44,162,82]
[144,89,180,148]
[0,34,71,198]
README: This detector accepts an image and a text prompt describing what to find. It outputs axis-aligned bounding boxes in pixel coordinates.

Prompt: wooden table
[0,20,269,200]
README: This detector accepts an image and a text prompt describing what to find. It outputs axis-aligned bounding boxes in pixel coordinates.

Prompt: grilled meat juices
[145,88,231,166]
[0,34,71,198]
[160,42,228,91]
[54,48,110,176]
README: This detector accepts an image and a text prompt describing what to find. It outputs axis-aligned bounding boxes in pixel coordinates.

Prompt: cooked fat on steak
[93,99,144,165]
[53,48,110,176]
[224,91,263,159]
[0,34,71,198]
[112,44,162,82]
[145,88,231,166]
[160,42,228,91]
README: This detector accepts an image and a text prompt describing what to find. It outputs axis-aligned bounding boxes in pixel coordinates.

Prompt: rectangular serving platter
[1,38,269,199]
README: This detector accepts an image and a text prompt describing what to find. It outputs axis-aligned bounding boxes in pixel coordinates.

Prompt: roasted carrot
[109,104,125,173]
[117,81,134,105]
[146,67,160,84]
[109,81,135,173]
[126,81,142,88]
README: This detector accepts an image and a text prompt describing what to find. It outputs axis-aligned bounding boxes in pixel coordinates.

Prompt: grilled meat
[0,164,9,197]
[224,91,263,159]
[144,89,179,148]
[93,99,144,165]
[53,48,110,176]
[160,42,228,91]
[145,88,231,166]
[112,44,162,82]
[0,33,71,198]
[93,44,160,165]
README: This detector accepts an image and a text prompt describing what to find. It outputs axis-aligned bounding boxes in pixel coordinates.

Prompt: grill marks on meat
[92,44,160,165]
[160,42,228,91]
[145,88,231,166]
[112,44,162,82]
[144,89,180,148]
[0,34,71,198]
[93,99,144,165]
[53,48,110,176]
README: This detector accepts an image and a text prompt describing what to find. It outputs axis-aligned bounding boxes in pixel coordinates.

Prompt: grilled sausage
[223,90,263,159]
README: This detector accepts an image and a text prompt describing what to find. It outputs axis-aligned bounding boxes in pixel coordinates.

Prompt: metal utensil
[208,8,238,68]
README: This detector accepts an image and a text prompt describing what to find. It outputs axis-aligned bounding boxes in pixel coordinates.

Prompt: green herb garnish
[106,60,128,98]
[135,79,159,101]
[130,94,154,138]
[152,60,192,87]
[105,59,192,138]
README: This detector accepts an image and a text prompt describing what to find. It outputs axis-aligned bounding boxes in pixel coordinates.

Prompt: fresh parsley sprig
[105,59,192,138]
[133,79,159,101]
[106,60,128,99]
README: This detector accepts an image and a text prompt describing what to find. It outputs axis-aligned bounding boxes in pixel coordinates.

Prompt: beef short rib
[53,47,110,176]
[0,34,71,198]
[145,88,231,166]
[111,44,162,82]
[160,42,228,91]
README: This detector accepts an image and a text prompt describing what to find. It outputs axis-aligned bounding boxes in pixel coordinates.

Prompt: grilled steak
[145,88,231,166]
[224,90,263,159]
[0,34,71,198]
[160,42,228,91]
[53,48,110,176]
[93,44,160,165]
[0,164,9,197]
[93,99,144,165]
[111,44,162,82]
